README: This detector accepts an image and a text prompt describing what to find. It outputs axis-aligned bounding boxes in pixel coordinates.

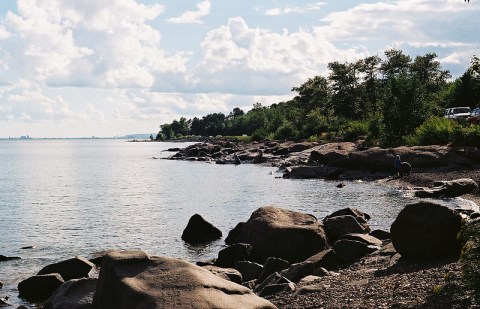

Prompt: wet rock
[43,277,97,309]
[0,255,20,262]
[225,206,328,263]
[92,250,275,309]
[18,274,64,302]
[181,214,222,244]
[37,257,96,281]
[390,202,463,260]
[324,207,371,221]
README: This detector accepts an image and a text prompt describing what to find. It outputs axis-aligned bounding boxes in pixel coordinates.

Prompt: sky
[0,0,478,138]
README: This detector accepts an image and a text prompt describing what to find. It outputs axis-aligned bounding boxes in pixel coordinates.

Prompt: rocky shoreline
[2,140,480,308]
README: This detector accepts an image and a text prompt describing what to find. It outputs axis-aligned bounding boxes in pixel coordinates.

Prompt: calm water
[0,139,417,306]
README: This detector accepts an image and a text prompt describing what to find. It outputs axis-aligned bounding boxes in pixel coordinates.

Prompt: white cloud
[181,17,363,95]
[262,2,326,16]
[0,0,188,89]
[166,0,211,24]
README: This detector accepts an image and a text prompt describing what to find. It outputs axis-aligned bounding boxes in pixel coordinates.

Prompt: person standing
[394,155,402,177]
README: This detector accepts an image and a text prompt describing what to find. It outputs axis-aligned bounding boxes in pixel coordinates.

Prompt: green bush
[404,117,462,146]
[342,121,369,141]
[459,220,480,299]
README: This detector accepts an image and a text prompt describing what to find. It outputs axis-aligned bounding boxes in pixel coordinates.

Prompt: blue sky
[0,0,478,138]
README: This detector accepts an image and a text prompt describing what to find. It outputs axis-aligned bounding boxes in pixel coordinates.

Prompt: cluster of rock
[180,200,476,301]
[11,181,480,308]
[165,140,480,181]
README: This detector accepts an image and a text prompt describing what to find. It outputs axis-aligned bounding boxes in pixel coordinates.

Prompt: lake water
[0,139,425,306]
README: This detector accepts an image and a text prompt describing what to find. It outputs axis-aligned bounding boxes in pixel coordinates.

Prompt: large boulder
[92,250,276,309]
[415,178,479,198]
[43,278,97,309]
[225,206,328,263]
[37,256,96,281]
[390,202,463,260]
[181,214,222,244]
[18,274,65,302]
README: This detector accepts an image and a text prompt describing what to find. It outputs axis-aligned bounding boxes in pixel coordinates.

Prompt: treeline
[156,50,480,147]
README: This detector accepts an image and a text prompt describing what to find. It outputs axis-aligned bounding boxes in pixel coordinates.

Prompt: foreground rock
[181,214,222,244]
[390,202,462,260]
[92,250,276,309]
[225,206,328,263]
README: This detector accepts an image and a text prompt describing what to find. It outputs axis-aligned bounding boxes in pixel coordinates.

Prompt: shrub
[459,220,480,299]
[404,117,462,146]
[342,121,369,141]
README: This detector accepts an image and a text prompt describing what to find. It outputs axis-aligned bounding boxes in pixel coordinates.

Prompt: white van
[444,107,471,119]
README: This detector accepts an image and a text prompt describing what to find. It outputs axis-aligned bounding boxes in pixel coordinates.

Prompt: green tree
[380,49,411,80]
[328,61,363,119]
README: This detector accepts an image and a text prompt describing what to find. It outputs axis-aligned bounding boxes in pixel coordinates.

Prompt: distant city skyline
[0,0,478,138]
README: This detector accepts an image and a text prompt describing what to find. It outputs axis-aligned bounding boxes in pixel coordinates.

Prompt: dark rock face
[233,261,263,282]
[415,178,479,198]
[92,250,276,309]
[280,261,314,283]
[325,208,371,221]
[18,274,65,302]
[181,214,222,244]
[257,257,290,284]
[225,206,328,263]
[323,215,370,244]
[305,249,341,271]
[43,278,97,309]
[390,202,463,260]
[333,239,375,263]
[370,229,391,240]
[37,257,96,281]
[0,255,20,262]
[215,243,252,268]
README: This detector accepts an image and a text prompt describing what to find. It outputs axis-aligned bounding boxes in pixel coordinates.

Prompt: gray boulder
[214,243,252,268]
[390,202,463,260]
[43,278,97,309]
[181,214,222,244]
[225,206,328,263]
[37,256,96,281]
[415,178,478,198]
[18,273,65,302]
[323,215,370,244]
[92,250,276,309]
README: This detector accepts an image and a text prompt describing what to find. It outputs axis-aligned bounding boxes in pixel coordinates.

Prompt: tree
[328,61,363,120]
[382,74,430,145]
[358,55,382,117]
[291,76,331,114]
[380,49,411,80]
